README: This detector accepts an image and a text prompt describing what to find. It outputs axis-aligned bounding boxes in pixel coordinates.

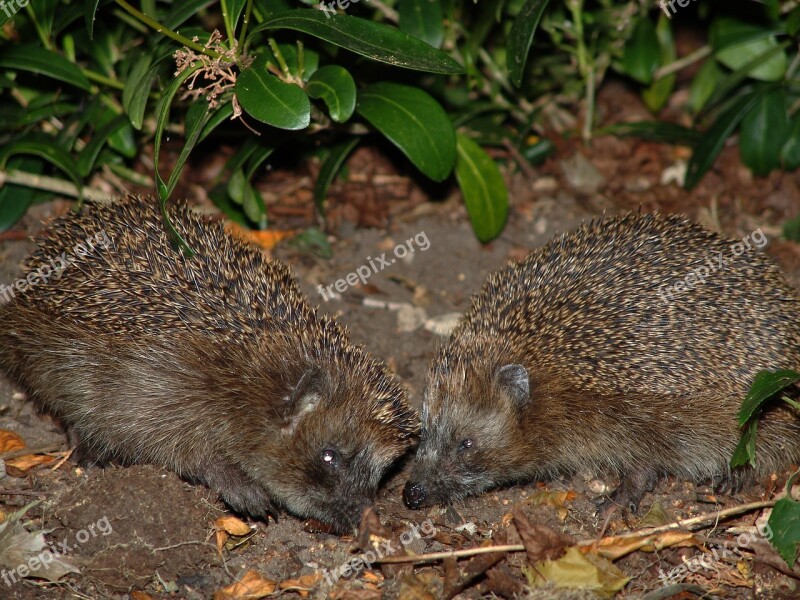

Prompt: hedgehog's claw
[594,468,659,515]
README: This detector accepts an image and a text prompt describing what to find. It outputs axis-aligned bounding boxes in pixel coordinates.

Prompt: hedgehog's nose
[403,481,427,509]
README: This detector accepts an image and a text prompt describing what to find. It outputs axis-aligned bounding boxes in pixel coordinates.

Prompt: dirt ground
[2,81,800,599]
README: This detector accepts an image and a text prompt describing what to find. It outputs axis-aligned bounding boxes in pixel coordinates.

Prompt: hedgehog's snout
[403,480,427,509]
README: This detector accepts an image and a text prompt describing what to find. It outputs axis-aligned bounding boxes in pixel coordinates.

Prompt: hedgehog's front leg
[595,467,659,514]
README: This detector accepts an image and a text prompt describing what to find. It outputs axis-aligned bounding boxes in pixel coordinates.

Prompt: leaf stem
[113,0,222,58]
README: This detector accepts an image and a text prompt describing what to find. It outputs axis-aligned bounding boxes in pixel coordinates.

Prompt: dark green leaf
[236,55,310,130]
[209,184,249,227]
[738,369,800,425]
[77,114,129,176]
[85,0,101,38]
[244,143,275,178]
[685,84,781,190]
[163,0,216,30]
[507,0,550,87]
[710,17,783,51]
[0,135,83,197]
[154,60,204,200]
[242,182,267,228]
[689,59,724,113]
[399,0,444,48]
[699,41,790,122]
[306,65,356,123]
[222,0,248,39]
[200,102,235,142]
[251,10,463,74]
[313,137,359,214]
[601,121,702,145]
[781,112,800,170]
[0,158,46,232]
[285,227,332,259]
[739,86,788,176]
[123,54,156,130]
[30,0,57,37]
[642,15,676,112]
[0,45,91,91]
[711,19,787,82]
[730,420,758,468]
[782,215,800,242]
[767,472,800,566]
[454,132,508,243]
[621,17,659,85]
[228,168,246,204]
[357,82,456,181]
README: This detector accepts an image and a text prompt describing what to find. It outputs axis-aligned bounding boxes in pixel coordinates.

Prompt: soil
[2,80,800,599]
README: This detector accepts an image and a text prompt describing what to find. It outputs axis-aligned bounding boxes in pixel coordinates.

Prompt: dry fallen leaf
[525,547,630,598]
[512,506,575,563]
[227,223,295,249]
[0,430,25,453]
[330,589,382,600]
[593,530,697,561]
[279,573,322,598]
[397,571,440,600]
[213,570,277,600]
[5,454,56,475]
[130,592,155,600]
[213,515,253,553]
[0,501,79,583]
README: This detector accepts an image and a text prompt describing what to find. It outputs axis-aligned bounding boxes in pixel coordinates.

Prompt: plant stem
[238,0,255,56]
[0,169,114,201]
[113,0,222,58]
[653,45,712,81]
[82,69,125,91]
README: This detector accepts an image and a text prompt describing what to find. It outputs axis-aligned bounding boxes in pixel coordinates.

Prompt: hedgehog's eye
[321,448,340,468]
[458,439,474,452]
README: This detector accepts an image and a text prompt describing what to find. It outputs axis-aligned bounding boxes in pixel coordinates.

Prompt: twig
[377,544,524,564]
[1,445,65,460]
[653,45,713,81]
[0,169,115,202]
[376,499,777,565]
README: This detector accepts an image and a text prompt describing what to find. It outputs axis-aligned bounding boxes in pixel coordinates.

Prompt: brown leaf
[357,506,389,549]
[5,454,56,475]
[213,570,277,600]
[397,572,441,600]
[485,564,526,598]
[215,516,252,537]
[525,547,630,596]
[594,530,697,561]
[512,506,574,563]
[329,590,382,600]
[130,592,155,600]
[279,573,322,598]
[0,430,25,453]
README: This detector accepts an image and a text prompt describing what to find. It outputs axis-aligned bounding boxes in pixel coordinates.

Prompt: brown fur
[404,213,800,510]
[0,196,416,531]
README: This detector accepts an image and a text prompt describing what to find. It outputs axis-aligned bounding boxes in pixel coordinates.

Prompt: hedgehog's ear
[283,367,330,434]
[494,364,530,409]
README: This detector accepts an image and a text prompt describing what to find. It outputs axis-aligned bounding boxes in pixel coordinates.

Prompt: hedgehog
[403,213,800,512]
[0,195,417,532]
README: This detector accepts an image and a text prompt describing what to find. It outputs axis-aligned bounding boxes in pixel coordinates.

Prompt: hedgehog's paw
[594,467,659,515]
[706,468,752,496]
[202,461,275,522]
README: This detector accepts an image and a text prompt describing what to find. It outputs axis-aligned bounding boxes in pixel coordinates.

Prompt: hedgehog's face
[403,363,530,509]
[260,366,415,533]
